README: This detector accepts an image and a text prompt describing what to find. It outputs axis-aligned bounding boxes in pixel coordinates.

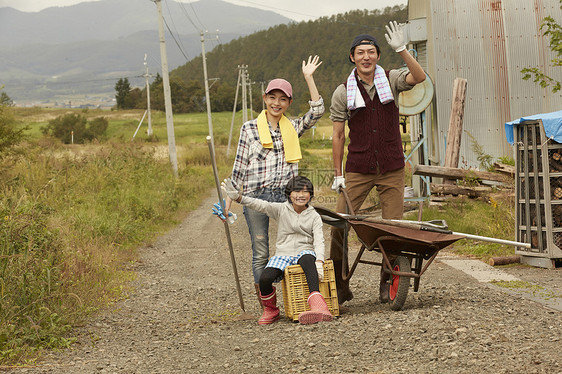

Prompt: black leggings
[259,254,319,296]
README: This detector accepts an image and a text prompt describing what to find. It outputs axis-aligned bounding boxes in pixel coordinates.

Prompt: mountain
[171,7,408,114]
[0,0,292,103]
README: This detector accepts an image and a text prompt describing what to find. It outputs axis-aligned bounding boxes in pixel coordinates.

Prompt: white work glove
[331,176,346,192]
[221,178,241,201]
[385,21,406,53]
[315,261,324,282]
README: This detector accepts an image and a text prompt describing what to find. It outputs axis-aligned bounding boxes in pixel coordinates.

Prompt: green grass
[18,108,250,149]
[406,194,517,260]
[491,280,561,299]
[1,108,236,365]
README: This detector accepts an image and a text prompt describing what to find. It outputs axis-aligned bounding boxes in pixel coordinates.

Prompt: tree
[210,82,235,112]
[149,73,164,111]
[86,117,109,140]
[0,91,13,107]
[115,78,132,109]
[129,87,144,109]
[42,114,108,144]
[521,0,561,93]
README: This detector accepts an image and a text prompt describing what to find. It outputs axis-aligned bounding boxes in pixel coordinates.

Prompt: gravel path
[11,192,562,374]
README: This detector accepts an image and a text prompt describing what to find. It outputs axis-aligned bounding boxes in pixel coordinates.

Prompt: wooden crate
[281,259,339,322]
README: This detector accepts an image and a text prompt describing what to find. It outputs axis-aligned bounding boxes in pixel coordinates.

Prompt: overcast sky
[0,0,408,21]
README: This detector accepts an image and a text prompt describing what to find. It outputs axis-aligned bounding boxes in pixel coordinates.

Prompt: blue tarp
[504,110,562,145]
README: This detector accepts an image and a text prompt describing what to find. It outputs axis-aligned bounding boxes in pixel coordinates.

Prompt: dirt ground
[8,191,562,374]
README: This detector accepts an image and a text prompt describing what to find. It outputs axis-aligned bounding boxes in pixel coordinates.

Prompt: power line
[175,0,200,30]
[179,0,206,31]
[163,1,192,61]
[162,16,191,62]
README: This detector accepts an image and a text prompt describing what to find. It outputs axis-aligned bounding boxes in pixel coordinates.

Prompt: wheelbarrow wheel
[388,256,411,311]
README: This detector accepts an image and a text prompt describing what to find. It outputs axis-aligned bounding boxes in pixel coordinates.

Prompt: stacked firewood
[551,151,562,200]
[519,146,562,231]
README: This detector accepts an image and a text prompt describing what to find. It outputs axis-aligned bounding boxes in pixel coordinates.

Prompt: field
[0,106,516,365]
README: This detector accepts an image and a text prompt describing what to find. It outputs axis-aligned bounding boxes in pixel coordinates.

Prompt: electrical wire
[179,0,206,31]
[163,0,192,61]
[176,0,201,32]
[163,15,192,62]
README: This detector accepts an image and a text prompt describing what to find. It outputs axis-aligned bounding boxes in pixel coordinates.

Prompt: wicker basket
[281,259,340,322]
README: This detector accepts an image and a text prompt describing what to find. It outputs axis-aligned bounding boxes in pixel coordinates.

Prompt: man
[329,21,426,304]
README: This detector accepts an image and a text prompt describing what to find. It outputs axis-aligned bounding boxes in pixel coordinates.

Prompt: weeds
[491,280,561,299]
[407,194,517,260]
[0,140,222,364]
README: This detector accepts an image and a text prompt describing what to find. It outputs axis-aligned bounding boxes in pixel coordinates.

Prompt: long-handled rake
[206,136,254,320]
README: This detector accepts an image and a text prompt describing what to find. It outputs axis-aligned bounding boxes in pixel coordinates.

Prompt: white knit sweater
[240,197,325,261]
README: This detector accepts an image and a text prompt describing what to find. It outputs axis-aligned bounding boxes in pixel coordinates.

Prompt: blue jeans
[243,187,286,283]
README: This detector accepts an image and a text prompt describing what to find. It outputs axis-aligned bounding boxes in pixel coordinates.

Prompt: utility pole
[241,67,248,124]
[227,66,243,157]
[201,30,219,147]
[247,73,254,120]
[260,81,265,111]
[153,0,178,177]
[144,54,153,137]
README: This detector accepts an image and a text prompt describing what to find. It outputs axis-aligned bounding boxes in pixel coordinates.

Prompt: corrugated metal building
[405,0,561,174]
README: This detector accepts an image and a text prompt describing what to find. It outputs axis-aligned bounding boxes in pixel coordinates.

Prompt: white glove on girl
[221,178,241,201]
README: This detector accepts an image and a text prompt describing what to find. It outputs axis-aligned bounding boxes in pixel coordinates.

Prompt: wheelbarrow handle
[419,225,453,234]
[339,187,356,216]
[426,220,449,229]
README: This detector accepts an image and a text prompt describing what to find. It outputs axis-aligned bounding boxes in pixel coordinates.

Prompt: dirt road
[13,192,562,374]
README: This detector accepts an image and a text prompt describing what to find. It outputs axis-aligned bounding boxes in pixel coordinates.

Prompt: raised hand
[384,21,406,53]
[302,55,323,78]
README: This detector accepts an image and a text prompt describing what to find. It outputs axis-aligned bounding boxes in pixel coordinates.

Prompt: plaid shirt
[231,97,324,194]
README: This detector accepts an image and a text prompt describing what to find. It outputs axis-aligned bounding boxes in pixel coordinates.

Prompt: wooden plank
[431,183,493,197]
[493,162,515,177]
[414,164,511,183]
[444,77,468,170]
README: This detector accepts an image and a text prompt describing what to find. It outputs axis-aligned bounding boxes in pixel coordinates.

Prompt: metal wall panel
[503,1,562,118]
[410,0,562,169]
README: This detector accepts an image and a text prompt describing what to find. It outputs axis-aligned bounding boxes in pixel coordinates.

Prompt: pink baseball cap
[265,78,293,98]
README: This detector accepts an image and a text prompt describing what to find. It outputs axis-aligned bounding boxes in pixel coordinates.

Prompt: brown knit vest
[344,70,405,174]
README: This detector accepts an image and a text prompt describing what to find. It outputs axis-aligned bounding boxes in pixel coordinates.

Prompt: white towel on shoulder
[346,66,394,110]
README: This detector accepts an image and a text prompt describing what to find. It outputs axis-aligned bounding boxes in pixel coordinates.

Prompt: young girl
[222,175,332,325]
[220,56,324,308]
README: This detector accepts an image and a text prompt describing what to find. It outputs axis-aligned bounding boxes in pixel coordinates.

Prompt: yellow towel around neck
[256,110,302,163]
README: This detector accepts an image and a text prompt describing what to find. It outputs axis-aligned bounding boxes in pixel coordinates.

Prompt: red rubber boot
[298,291,333,325]
[258,288,280,325]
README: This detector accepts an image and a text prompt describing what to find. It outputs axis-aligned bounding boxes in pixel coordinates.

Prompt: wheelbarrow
[315,191,531,311]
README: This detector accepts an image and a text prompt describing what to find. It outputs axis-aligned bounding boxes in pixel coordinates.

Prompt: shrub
[42,114,109,144]
[0,102,25,159]
[86,117,109,141]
